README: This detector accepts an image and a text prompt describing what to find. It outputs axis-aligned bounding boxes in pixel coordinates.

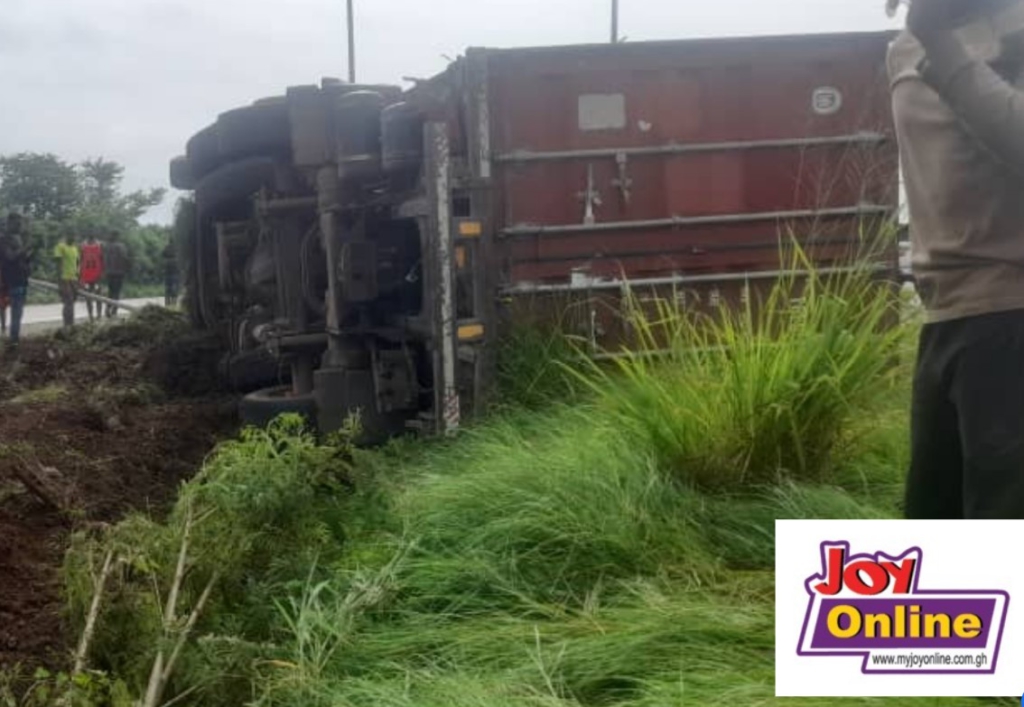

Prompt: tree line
[0,152,175,287]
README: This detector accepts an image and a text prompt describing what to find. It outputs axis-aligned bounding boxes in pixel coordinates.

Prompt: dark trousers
[59,280,76,327]
[6,285,26,344]
[83,282,100,321]
[906,308,1024,519]
[164,273,179,307]
[105,275,124,318]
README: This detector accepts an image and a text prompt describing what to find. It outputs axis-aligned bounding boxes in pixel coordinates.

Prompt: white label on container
[578,94,626,131]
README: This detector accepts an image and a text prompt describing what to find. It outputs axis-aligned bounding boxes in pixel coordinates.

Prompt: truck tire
[216,99,291,163]
[239,385,317,429]
[191,157,280,331]
[175,200,206,330]
[194,156,278,217]
[186,124,222,180]
[222,349,286,393]
[169,155,196,190]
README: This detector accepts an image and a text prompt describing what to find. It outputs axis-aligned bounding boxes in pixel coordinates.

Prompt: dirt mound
[0,345,139,402]
[0,307,217,399]
[0,321,238,672]
[140,334,230,398]
[0,496,63,670]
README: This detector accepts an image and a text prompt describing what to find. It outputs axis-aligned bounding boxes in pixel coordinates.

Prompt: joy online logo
[796,542,1009,674]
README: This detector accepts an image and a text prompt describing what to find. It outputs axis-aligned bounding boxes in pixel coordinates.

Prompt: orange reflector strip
[455,246,467,269]
[458,221,482,237]
[458,323,484,341]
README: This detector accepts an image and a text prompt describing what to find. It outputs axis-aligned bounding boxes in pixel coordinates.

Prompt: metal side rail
[500,263,898,296]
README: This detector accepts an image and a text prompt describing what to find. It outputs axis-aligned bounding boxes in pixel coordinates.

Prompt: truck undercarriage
[172,79,487,441]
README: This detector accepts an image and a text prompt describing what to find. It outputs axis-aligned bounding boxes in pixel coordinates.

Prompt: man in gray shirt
[103,229,130,318]
[890,0,1024,518]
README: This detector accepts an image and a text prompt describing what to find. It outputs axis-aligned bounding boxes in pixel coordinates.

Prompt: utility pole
[611,0,619,43]
[347,0,356,82]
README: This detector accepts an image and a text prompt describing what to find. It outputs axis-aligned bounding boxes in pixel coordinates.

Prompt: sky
[0,0,904,224]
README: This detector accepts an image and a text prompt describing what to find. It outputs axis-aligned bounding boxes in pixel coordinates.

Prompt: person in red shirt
[79,233,104,323]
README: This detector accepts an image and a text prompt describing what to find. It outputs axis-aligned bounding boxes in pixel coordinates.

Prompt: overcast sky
[0,0,903,224]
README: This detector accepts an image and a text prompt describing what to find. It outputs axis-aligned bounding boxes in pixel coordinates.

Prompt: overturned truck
[169,31,900,442]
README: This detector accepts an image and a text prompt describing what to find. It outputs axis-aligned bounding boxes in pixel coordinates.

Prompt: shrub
[63,415,358,704]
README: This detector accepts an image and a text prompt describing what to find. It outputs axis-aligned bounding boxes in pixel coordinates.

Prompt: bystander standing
[162,237,178,307]
[103,229,130,318]
[79,233,104,322]
[890,0,1024,517]
[53,233,80,329]
[0,264,7,336]
[0,214,34,351]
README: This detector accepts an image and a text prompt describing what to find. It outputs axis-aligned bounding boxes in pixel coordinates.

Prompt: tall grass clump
[577,240,908,490]
[494,320,587,410]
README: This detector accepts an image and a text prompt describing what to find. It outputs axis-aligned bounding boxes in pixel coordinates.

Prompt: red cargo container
[170,30,902,438]
[408,30,900,351]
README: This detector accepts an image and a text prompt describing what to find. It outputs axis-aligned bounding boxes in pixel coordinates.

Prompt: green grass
[492,320,586,410]
[50,246,1018,707]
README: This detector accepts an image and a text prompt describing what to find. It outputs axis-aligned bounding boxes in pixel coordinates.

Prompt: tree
[119,188,166,221]
[79,156,165,219]
[70,158,169,285]
[0,153,81,220]
[0,152,169,288]
[80,157,124,206]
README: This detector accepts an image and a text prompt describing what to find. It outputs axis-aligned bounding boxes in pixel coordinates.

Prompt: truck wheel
[191,157,279,331]
[195,156,278,217]
[222,349,285,393]
[186,124,222,180]
[216,99,291,163]
[169,155,196,190]
[239,385,317,429]
[175,200,206,330]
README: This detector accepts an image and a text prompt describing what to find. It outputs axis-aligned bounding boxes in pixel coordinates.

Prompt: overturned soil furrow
[0,321,237,672]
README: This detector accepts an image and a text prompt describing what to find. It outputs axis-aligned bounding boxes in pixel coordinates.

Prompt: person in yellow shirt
[53,234,80,329]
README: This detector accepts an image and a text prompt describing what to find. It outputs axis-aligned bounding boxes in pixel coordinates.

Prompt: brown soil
[0,321,238,673]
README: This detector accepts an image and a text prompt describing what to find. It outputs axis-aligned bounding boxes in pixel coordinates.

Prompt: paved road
[21,297,164,326]
[9,297,166,337]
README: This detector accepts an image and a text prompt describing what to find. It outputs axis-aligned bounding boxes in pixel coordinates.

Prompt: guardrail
[28,278,150,313]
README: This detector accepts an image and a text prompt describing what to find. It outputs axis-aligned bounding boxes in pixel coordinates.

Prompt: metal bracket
[337,241,378,303]
[371,343,419,413]
[576,163,603,225]
[611,152,632,206]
